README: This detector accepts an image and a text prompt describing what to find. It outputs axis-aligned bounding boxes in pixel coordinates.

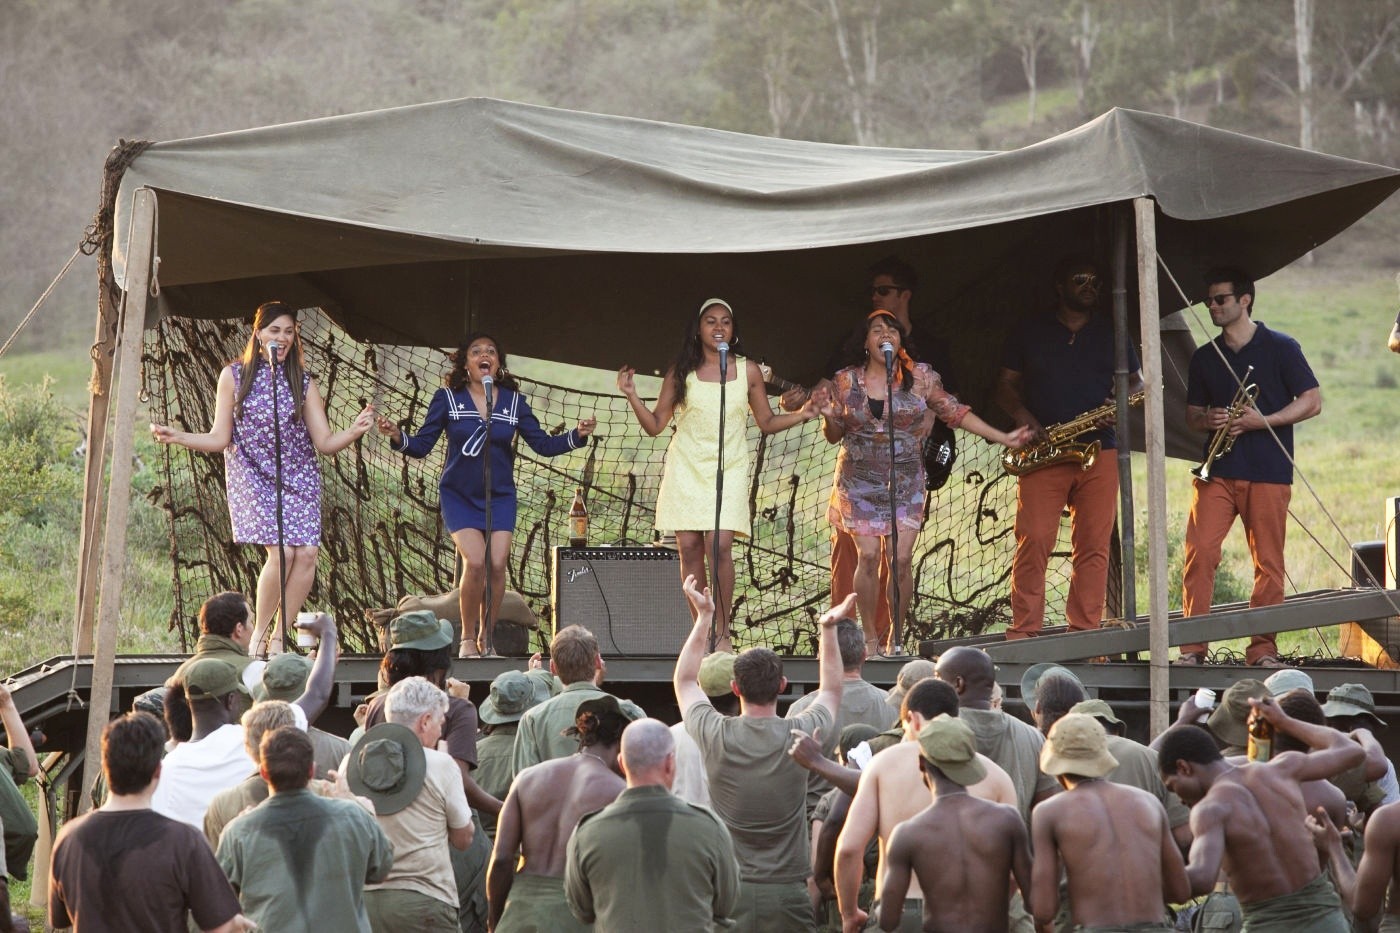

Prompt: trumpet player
[995,256,1144,639]
[1177,267,1321,668]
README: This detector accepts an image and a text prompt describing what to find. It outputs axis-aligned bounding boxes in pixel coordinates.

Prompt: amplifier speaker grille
[552,547,691,656]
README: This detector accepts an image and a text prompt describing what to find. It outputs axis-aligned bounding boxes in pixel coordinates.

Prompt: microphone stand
[711,343,729,653]
[267,343,289,656]
[883,345,903,656]
[480,375,495,657]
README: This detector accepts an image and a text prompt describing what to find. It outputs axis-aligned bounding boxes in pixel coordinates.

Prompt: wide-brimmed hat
[1207,679,1268,749]
[525,668,561,698]
[917,715,986,786]
[184,658,251,701]
[1041,713,1118,778]
[347,722,426,815]
[886,659,937,709]
[1263,668,1315,698]
[698,652,737,698]
[480,670,552,725]
[1322,683,1386,728]
[1069,698,1124,728]
[1020,662,1084,711]
[255,653,312,703]
[389,610,453,652]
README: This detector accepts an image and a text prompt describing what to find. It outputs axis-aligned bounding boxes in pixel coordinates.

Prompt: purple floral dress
[225,361,320,546]
[826,362,968,536]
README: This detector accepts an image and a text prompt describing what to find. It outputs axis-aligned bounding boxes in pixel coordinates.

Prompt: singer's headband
[698,298,734,318]
[867,309,898,324]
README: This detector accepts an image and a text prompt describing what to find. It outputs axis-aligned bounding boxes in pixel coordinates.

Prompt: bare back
[511,754,625,877]
[866,743,1016,897]
[1035,781,1181,927]
[883,795,1027,933]
[1204,764,1326,903]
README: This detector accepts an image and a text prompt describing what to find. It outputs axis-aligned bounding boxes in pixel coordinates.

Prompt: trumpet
[1002,391,1145,476]
[1192,366,1257,482]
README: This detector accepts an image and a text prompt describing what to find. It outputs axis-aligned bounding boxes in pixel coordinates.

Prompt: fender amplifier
[551,547,691,656]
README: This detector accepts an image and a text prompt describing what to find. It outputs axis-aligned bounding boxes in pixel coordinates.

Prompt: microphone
[880,341,895,370]
[482,373,494,403]
[717,341,730,378]
[266,341,281,366]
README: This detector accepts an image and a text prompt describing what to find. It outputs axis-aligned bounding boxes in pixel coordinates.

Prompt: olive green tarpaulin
[112,98,1399,454]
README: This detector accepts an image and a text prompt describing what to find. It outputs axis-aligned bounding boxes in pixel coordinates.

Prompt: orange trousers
[1180,477,1289,663]
[1008,456,1118,638]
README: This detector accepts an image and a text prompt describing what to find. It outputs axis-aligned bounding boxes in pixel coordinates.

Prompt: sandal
[1172,652,1206,666]
[459,641,481,659]
[1250,655,1286,669]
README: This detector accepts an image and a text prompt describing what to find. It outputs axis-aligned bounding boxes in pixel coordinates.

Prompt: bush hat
[1206,679,1268,749]
[886,659,938,709]
[917,714,986,786]
[1021,662,1084,711]
[184,658,251,701]
[480,670,552,725]
[255,653,312,703]
[1322,683,1386,728]
[389,610,453,652]
[698,652,738,698]
[1263,668,1315,698]
[1069,698,1123,728]
[347,722,426,816]
[1041,713,1118,778]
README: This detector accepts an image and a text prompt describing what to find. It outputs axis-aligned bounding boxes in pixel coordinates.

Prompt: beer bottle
[1247,706,1273,762]
[569,487,588,548]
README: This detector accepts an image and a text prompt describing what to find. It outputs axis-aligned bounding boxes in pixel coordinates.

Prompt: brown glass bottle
[569,488,588,548]
[1246,708,1273,762]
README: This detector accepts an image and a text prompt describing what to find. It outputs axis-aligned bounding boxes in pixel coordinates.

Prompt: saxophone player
[1177,267,1321,667]
[994,256,1144,639]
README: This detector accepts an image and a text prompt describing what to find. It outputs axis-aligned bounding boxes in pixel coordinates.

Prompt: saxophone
[1002,392,1145,476]
[1191,366,1257,482]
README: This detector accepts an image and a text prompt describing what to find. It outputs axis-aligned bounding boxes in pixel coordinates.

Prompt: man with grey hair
[348,676,473,931]
[566,719,740,930]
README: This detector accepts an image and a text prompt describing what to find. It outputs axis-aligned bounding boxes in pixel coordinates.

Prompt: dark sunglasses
[1203,293,1235,306]
[872,284,907,297]
[1070,273,1100,288]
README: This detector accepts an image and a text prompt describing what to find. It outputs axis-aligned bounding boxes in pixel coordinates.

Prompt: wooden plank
[80,187,156,810]
[1136,197,1171,737]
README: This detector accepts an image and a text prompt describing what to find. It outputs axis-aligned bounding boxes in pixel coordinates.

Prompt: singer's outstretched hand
[616,366,638,398]
[149,422,181,444]
[576,417,597,438]
[350,405,376,437]
[375,416,403,443]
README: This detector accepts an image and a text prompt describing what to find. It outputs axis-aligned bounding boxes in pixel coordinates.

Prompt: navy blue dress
[392,386,584,533]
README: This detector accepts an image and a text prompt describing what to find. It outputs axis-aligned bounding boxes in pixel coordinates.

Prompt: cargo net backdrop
[144,309,1092,655]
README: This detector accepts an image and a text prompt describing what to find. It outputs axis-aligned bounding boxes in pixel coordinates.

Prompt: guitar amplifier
[551,547,691,656]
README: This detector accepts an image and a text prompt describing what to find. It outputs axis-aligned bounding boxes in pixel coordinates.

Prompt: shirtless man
[1351,798,1400,928]
[834,678,1016,933]
[486,696,632,932]
[1158,696,1364,933]
[878,715,1031,933]
[1031,714,1189,932]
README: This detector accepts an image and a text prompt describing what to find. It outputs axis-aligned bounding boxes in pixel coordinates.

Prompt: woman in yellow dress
[618,299,822,650]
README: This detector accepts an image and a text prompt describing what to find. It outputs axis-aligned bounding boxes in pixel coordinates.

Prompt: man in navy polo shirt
[1177,267,1321,667]
[995,255,1144,639]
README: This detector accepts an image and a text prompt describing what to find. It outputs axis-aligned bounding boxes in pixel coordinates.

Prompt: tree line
[3,0,1396,348]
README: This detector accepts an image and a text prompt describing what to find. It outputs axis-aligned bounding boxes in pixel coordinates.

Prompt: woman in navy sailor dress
[378,333,596,656]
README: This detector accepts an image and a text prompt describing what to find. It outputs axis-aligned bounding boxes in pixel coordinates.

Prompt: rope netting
[144,310,1085,655]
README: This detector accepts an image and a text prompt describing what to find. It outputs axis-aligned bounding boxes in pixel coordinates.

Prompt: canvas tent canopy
[111,98,1399,396]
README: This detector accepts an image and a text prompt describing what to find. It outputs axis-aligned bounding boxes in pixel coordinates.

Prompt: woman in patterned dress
[377,334,596,657]
[819,311,1030,653]
[151,301,375,656]
[617,299,824,651]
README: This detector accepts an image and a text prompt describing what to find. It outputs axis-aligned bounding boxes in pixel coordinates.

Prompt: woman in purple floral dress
[151,301,374,656]
[818,311,1029,653]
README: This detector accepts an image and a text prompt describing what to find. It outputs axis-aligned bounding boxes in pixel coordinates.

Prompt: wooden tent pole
[80,187,156,809]
[1134,197,1170,737]
[72,271,120,653]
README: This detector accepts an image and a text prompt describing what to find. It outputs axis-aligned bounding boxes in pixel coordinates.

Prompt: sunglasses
[872,285,907,297]
[1069,273,1100,288]
[1203,293,1235,307]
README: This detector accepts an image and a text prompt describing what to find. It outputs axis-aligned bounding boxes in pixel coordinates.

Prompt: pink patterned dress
[224,361,321,546]
[826,362,968,536]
